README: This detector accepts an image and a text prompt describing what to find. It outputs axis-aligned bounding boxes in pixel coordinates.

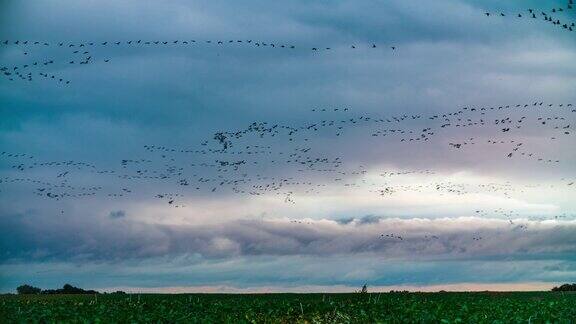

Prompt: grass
[1,291,576,323]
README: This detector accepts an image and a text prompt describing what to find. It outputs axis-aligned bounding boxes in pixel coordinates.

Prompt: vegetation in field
[2,291,576,323]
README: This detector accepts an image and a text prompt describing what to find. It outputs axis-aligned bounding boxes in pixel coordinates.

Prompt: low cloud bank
[2,213,575,262]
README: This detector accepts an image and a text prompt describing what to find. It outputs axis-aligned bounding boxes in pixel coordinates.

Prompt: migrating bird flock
[1,98,574,220]
[0,38,396,85]
[0,2,573,85]
[484,0,575,32]
[1,2,575,246]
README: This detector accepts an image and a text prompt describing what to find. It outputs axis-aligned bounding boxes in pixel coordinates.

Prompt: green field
[1,292,575,323]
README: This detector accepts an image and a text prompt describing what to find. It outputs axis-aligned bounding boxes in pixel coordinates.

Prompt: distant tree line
[551,283,576,292]
[17,284,101,295]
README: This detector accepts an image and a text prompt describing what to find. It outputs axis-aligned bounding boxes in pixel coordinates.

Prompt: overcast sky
[1,0,575,292]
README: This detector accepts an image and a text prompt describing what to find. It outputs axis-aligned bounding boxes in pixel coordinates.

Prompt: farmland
[1,292,575,323]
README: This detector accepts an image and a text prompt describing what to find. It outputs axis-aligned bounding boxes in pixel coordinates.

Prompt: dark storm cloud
[2,0,574,130]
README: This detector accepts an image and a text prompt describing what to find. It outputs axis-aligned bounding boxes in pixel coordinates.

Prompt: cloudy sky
[0,0,575,293]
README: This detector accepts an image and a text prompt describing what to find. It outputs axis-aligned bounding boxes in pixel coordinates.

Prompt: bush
[42,284,99,294]
[17,283,99,295]
[551,283,576,292]
[16,284,42,295]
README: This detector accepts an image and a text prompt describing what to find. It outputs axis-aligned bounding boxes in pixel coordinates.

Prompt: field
[1,292,575,323]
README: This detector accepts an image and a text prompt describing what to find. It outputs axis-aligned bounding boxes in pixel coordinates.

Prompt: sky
[0,0,575,293]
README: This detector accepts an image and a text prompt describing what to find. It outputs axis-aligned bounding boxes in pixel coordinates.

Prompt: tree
[360,284,368,294]
[62,284,84,294]
[41,284,99,294]
[16,284,41,295]
[552,283,576,292]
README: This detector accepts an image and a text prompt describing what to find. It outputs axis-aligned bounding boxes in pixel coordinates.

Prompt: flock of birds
[1,100,573,215]
[0,1,573,85]
[0,38,396,85]
[484,0,575,32]
[1,3,575,247]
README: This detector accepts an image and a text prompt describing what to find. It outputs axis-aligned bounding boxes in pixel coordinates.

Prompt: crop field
[1,292,576,323]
